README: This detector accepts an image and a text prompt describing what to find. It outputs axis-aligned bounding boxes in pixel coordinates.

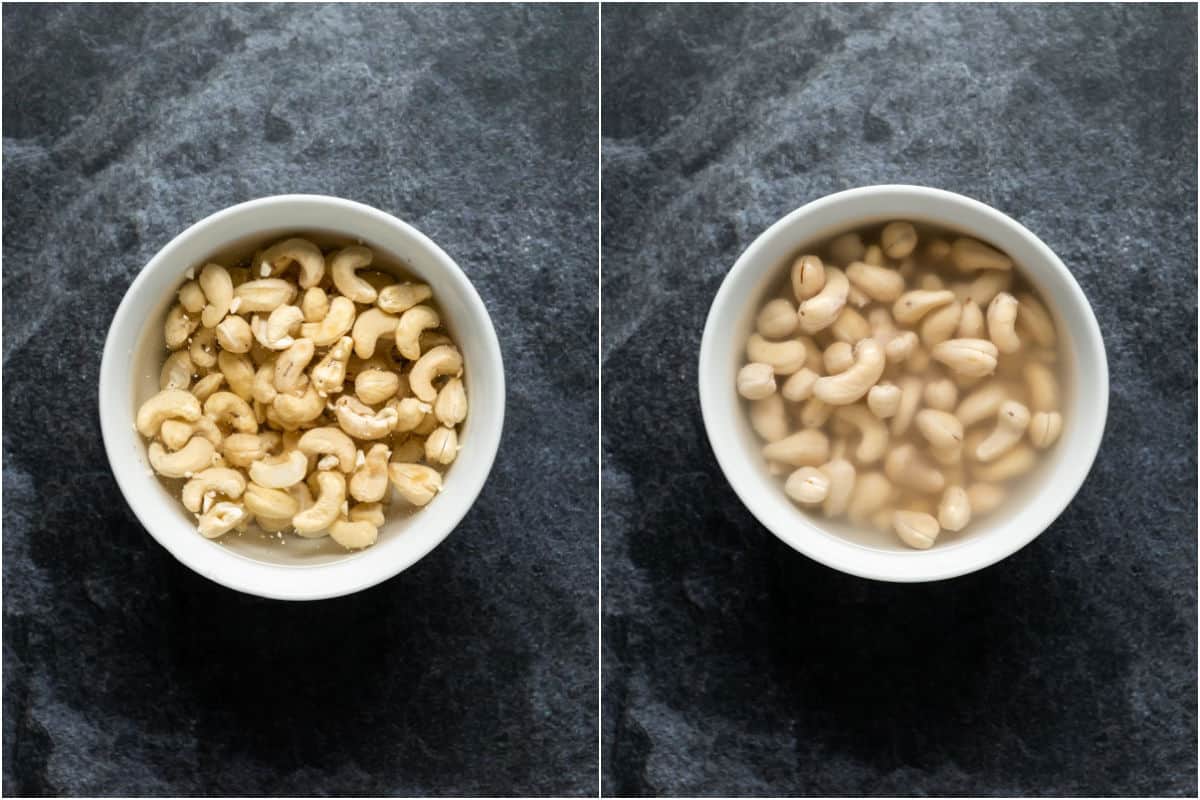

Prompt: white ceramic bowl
[699,185,1108,582]
[100,195,505,600]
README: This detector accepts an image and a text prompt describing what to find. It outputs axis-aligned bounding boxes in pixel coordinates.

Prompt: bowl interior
[701,186,1107,581]
[102,196,504,598]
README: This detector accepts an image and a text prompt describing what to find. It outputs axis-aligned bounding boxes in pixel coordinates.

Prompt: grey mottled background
[4,4,597,796]
[602,4,1196,797]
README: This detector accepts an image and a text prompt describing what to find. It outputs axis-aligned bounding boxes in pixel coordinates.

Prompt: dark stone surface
[602,4,1196,796]
[3,4,597,796]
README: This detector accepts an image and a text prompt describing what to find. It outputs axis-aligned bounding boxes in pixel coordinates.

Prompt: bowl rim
[698,184,1109,582]
[99,194,505,600]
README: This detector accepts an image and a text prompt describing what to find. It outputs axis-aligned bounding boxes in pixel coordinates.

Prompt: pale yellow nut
[189,326,217,369]
[863,244,883,266]
[292,470,346,535]
[392,397,434,433]
[827,232,864,265]
[846,261,905,302]
[957,299,985,338]
[987,292,1021,354]
[822,342,853,374]
[920,301,962,348]
[377,282,433,314]
[334,395,399,440]
[199,263,234,328]
[217,351,255,402]
[812,339,885,406]
[424,426,459,466]
[846,285,871,309]
[160,419,197,451]
[311,336,354,394]
[297,426,357,473]
[178,280,206,314]
[148,437,215,478]
[846,471,893,523]
[796,336,825,375]
[330,246,377,304]
[834,404,888,463]
[351,307,399,360]
[889,376,923,436]
[964,271,1011,307]
[915,409,964,451]
[412,407,439,436]
[799,396,833,428]
[937,486,971,532]
[956,381,1012,427]
[272,383,325,426]
[1024,362,1059,413]
[923,238,952,263]
[273,338,315,394]
[349,443,391,502]
[1029,411,1063,449]
[797,267,849,334]
[136,389,202,437]
[329,517,379,550]
[261,237,325,288]
[301,287,329,323]
[259,304,304,351]
[234,278,298,313]
[893,290,955,325]
[409,345,464,403]
[966,483,1006,515]
[353,369,401,405]
[976,401,1031,462]
[746,334,805,375]
[880,221,917,259]
[204,391,257,434]
[820,458,856,517]
[781,368,819,403]
[784,466,829,505]
[394,305,441,360]
[249,449,308,489]
[197,501,246,539]
[1016,293,1057,348]
[867,382,900,418]
[894,510,940,549]
[829,306,871,344]
[222,432,273,468]
[919,273,945,291]
[884,443,944,494]
[951,237,1012,271]
[971,444,1036,482]
[194,373,225,404]
[749,394,789,443]
[790,255,825,301]
[349,502,386,528]
[755,298,797,339]
[299,296,356,347]
[159,351,194,391]
[923,378,958,412]
[932,338,999,377]
[165,304,198,350]
[388,463,442,506]
[434,378,468,427]
[763,429,829,467]
[252,361,278,404]
[884,331,918,364]
[244,481,300,519]
[181,468,246,513]
[391,435,426,464]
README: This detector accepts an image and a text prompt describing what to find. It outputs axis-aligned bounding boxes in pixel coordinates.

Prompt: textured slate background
[602,4,1196,797]
[3,4,597,796]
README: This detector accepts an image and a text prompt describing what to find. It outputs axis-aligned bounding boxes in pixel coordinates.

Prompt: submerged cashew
[215,316,253,354]
[756,298,797,339]
[409,345,464,403]
[971,444,1036,482]
[791,255,826,301]
[867,382,900,418]
[137,389,202,436]
[822,342,853,374]
[435,378,468,427]
[164,305,199,350]
[234,278,297,313]
[828,233,864,265]
[937,486,971,531]
[829,306,871,343]
[846,261,905,302]
[894,511,940,549]
[932,338,998,377]
[325,246,376,304]
[217,351,255,402]
[424,426,459,465]
[951,237,1012,271]
[182,468,247,513]
[785,466,829,505]
[222,432,275,468]
[148,438,215,478]
[273,338,315,393]
[350,307,399,359]
[885,331,919,364]
[975,401,1031,462]
[179,280,206,314]
[834,404,888,463]
[749,394,789,442]
[820,458,856,517]
[746,335,806,375]
[846,471,893,523]
[244,482,300,519]
[964,271,1012,306]
[890,376,923,436]
[798,397,832,428]
[197,502,246,539]
[812,339,885,405]
[292,470,346,535]
[349,502,386,528]
[349,444,391,502]
[391,397,434,433]
[893,290,955,325]
[333,395,398,440]
[395,305,441,360]
[797,267,849,334]
[987,292,1021,354]
[249,449,309,489]
[885,444,944,494]
[329,517,379,550]
[272,383,325,426]
[189,326,217,369]
[1029,411,1063,449]
[297,427,357,472]
[880,222,917,259]
[762,429,829,467]
[160,351,194,391]
[920,301,962,348]
[261,237,325,288]
[956,382,1012,427]
[388,463,442,506]
[354,369,401,405]
[299,296,356,347]
[957,299,985,338]
[204,392,258,434]
[923,378,958,412]
[260,304,304,350]
[377,282,433,314]
[1016,292,1057,348]
[781,369,819,403]
[199,263,234,328]
[1024,362,1059,412]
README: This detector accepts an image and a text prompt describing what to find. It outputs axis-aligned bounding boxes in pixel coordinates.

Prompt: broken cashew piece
[785,466,829,505]
[329,517,379,550]
[937,486,971,532]
[333,395,399,440]
[311,336,354,395]
[1029,411,1063,449]
[197,502,247,539]
[349,444,391,503]
[165,305,198,350]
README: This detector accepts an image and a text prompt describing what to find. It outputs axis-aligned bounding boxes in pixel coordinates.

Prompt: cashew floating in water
[329,517,379,550]
[932,338,999,377]
[749,394,789,443]
[920,301,962,348]
[249,449,309,489]
[828,232,864,265]
[812,339,885,405]
[880,221,917,259]
[885,331,919,364]
[424,426,459,465]
[197,501,247,539]
[349,444,391,502]
[797,267,849,334]
[199,263,234,328]
[834,404,889,464]
[846,471,893,523]
[785,466,829,505]
[822,342,853,374]
[179,280,206,314]
[967,483,1006,515]
[951,237,1012,272]
[975,401,1031,462]
[377,282,433,314]
[893,290,955,325]
[388,463,442,506]
[160,351,194,391]
[890,376,923,436]
[923,378,958,412]
[987,292,1021,354]
[957,299,985,338]
[292,470,346,535]
[846,261,905,302]
[915,409,964,452]
[762,429,830,467]
[1028,411,1063,449]
[164,305,198,350]
[829,306,871,343]
[1024,362,1058,412]
[234,278,297,313]
[820,458,856,517]
[867,382,900,419]
[297,427,357,472]
[261,237,325,288]
[182,468,247,513]
[956,381,1012,427]
[963,270,1011,306]
[137,389,202,437]
[409,345,464,403]
[351,307,399,359]
[894,511,940,549]
[971,444,1036,482]
[149,437,216,478]
[937,486,971,532]
[791,255,826,301]
[1016,292,1056,348]
[329,246,377,304]
[885,444,944,494]
[349,502,386,528]
[756,298,798,339]
[781,368,819,403]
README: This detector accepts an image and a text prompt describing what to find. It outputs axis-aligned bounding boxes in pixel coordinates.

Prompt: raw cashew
[1024,362,1059,412]
[846,261,905,302]
[920,301,962,348]
[349,444,391,502]
[924,239,952,264]
[812,339,885,405]
[160,351,194,391]
[987,292,1021,354]
[756,298,798,339]
[890,376,923,436]
[424,426,459,465]
[923,378,958,411]
[351,307,399,359]
[846,285,870,309]
[272,383,325,426]
[822,342,853,374]
[951,237,1012,271]
[329,246,377,304]
[781,369,819,403]
[799,397,832,428]
[388,463,443,506]
[298,427,357,472]
[197,501,246,539]
[215,316,253,354]
[976,401,1031,461]
[797,267,849,334]
[163,416,223,450]
[885,444,944,494]
[1029,411,1063,449]
[963,271,1011,306]
[392,397,434,433]
[784,466,829,505]
[329,517,379,550]
[932,338,999,377]
[244,481,300,519]
[971,444,1036,482]
[292,470,346,535]
[395,305,441,360]
[181,468,246,513]
[938,486,971,531]
[234,278,297,313]
[864,244,884,266]
[791,255,825,301]
[204,392,257,434]
[377,282,433,314]
[354,369,401,405]
[957,299,985,338]
[797,337,825,374]
[189,326,217,369]
[310,336,353,396]
[829,306,871,343]
[148,438,215,478]
[919,273,945,291]
[749,395,789,442]
[435,378,468,427]
[967,483,1006,515]
[892,290,955,325]
[261,237,325,288]
[217,351,255,402]
[249,449,309,489]
[820,458,856,517]
[894,511,940,549]
[179,280,206,314]
[762,429,829,467]
[253,361,277,404]
[165,305,199,350]
[199,264,234,328]
[193,374,224,405]
[885,331,918,363]
[881,221,918,259]
[846,471,893,523]
[298,296,356,347]
[390,435,425,464]
[1016,292,1057,348]
[260,304,304,350]
[137,389,201,436]
[828,232,864,265]
[915,409,964,451]
[273,338,315,393]
[349,502,386,528]
[301,287,329,322]
[223,432,275,468]
[834,404,888,463]
[746,334,806,375]
[333,395,399,440]
[956,382,1012,427]
[867,382,900,418]
[409,345,464,403]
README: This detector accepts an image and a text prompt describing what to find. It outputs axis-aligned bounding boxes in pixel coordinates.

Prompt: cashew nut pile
[737,223,1064,550]
[137,237,467,550]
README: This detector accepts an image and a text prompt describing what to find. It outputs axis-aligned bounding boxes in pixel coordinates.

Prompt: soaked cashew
[159,351,194,391]
[894,511,940,549]
[181,468,246,513]
[797,267,849,334]
[916,409,964,452]
[1029,411,1063,449]
[388,463,442,506]
[834,404,888,463]
[820,459,856,517]
[749,394,789,442]
[956,382,1012,427]
[1024,362,1059,412]
[199,264,234,328]
[222,432,274,468]
[218,350,255,402]
[937,486,971,532]
[392,397,434,433]
[863,245,884,266]
[828,232,864,265]
[355,369,401,405]
[957,299,985,338]
[215,315,253,354]
[829,306,871,343]
[297,427,357,472]
[762,429,829,467]
[179,280,206,314]
[881,222,918,259]
[781,369,819,403]
[190,327,218,369]
[846,261,905,302]
[867,382,900,418]
[1016,292,1057,348]
[273,338,315,394]
[392,305,440,360]
[148,437,216,478]
[204,392,258,434]
[297,296,355,347]
[785,467,829,505]
[351,307,399,359]
[349,502,386,528]
[756,298,798,339]
[333,395,398,440]
[747,334,806,375]
[261,237,325,288]
[923,378,958,411]
[884,331,918,364]
[966,483,1006,515]
[311,335,354,395]
[976,401,1030,462]
[919,273,945,291]
[197,502,247,539]
[987,292,1021,354]
[244,481,300,519]
[330,246,377,304]
[253,362,278,404]
[890,376,923,436]
[435,378,468,427]
[920,301,962,348]
[846,285,871,309]
[932,338,999,377]
[964,270,1011,306]
[971,444,1036,482]
[812,339,885,405]
[822,342,853,374]
[409,345,463,403]
[425,426,459,465]
[292,470,346,535]
[249,449,309,489]
[349,444,391,502]
[951,237,1012,271]
[234,278,297,313]
[272,383,325,426]
[885,444,944,494]
[165,305,198,350]
[846,471,893,523]
[301,287,329,323]
[893,290,955,325]
[329,517,379,550]
[137,389,202,437]
[377,282,433,314]
[791,255,826,301]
